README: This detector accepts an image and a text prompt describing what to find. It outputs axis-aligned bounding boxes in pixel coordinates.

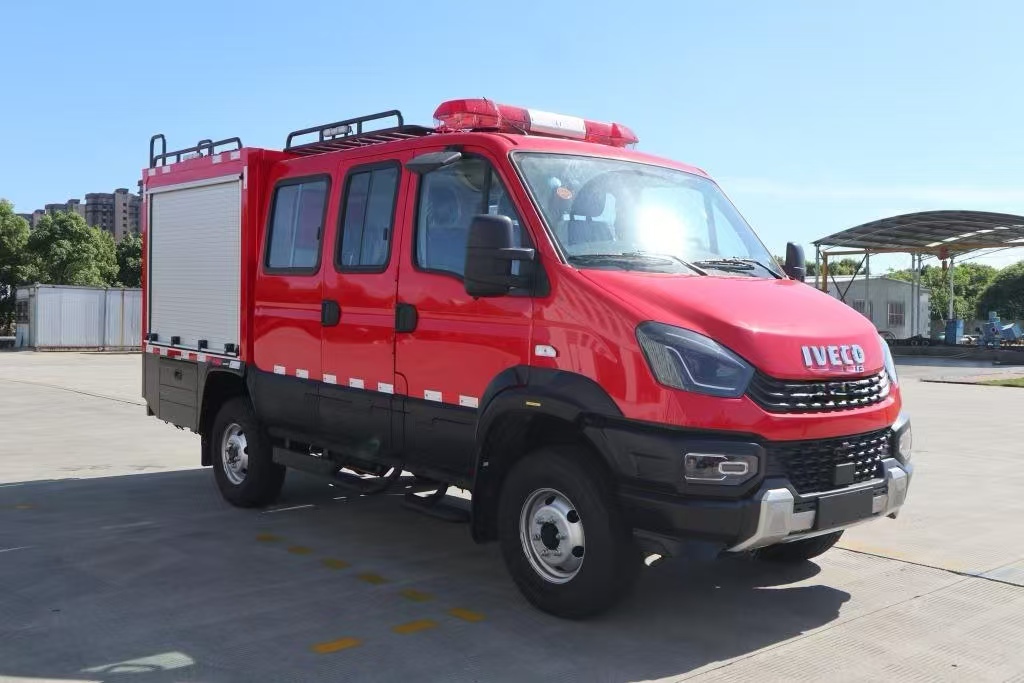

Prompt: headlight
[880,336,899,386]
[637,323,754,397]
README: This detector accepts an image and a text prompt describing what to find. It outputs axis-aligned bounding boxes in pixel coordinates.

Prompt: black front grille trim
[748,370,890,413]
[767,429,890,495]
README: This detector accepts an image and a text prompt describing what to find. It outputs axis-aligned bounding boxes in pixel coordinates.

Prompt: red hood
[579,271,885,379]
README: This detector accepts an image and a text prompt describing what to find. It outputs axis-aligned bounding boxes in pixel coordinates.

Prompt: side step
[272,447,402,495]
[401,486,470,523]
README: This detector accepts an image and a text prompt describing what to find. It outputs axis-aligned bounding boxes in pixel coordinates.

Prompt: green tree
[116,232,142,287]
[0,200,31,332]
[26,211,117,287]
[824,257,867,276]
[889,262,997,321]
[976,262,1024,320]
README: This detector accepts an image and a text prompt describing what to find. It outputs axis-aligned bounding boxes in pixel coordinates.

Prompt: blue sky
[2,0,1022,270]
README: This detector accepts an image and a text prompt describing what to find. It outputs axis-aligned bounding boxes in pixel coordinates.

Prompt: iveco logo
[802,344,865,373]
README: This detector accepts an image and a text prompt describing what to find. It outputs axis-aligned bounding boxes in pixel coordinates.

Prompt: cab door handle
[321,300,341,327]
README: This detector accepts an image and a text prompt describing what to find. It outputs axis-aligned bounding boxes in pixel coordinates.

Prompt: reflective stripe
[349,378,365,389]
[274,365,286,375]
[424,390,442,402]
[459,395,479,408]
[323,374,337,384]
[378,382,394,394]
[296,369,309,379]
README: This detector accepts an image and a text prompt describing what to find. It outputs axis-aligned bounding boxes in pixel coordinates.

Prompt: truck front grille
[767,429,890,494]
[747,370,890,413]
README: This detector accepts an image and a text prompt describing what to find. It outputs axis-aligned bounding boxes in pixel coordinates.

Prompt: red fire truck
[141,100,913,618]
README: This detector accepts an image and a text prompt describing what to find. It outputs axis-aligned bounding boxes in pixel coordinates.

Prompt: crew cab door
[394,151,534,481]
[252,161,334,432]
[319,154,409,455]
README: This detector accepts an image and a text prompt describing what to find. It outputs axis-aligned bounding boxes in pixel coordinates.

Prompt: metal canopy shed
[813,210,1024,337]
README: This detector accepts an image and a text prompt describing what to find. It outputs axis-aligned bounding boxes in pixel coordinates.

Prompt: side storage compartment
[144,354,199,430]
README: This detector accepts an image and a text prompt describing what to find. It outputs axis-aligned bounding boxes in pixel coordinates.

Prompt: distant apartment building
[16,213,33,226]
[31,210,45,227]
[44,199,85,219]
[85,188,141,240]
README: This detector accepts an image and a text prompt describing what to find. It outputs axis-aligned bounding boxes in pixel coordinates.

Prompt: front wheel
[498,445,639,619]
[211,397,286,507]
[752,531,843,563]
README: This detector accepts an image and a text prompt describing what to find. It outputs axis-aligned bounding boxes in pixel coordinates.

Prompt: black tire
[753,531,843,563]
[210,397,286,508]
[498,445,640,619]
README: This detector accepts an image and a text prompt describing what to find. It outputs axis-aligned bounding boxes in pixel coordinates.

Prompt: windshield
[514,153,782,277]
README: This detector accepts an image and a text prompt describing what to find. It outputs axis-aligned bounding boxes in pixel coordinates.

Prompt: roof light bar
[433,99,638,148]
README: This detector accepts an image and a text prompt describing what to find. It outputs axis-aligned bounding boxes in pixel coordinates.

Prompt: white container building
[14,285,142,350]
[825,275,931,339]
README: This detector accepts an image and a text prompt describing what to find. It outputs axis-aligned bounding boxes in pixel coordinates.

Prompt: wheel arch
[470,367,626,543]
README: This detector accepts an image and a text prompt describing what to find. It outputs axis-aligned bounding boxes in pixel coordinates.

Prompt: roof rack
[149,134,244,168]
[284,109,432,156]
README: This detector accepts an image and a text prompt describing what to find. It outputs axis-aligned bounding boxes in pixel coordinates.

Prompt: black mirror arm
[494,247,536,262]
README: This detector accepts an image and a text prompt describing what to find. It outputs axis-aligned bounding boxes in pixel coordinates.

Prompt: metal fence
[14,285,142,350]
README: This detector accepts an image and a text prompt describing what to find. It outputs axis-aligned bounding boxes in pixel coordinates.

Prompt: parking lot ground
[2,352,1023,682]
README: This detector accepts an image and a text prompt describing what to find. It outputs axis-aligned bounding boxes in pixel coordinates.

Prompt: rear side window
[337,164,400,271]
[265,177,329,271]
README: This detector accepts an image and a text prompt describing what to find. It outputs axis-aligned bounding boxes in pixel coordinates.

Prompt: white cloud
[721,177,1024,207]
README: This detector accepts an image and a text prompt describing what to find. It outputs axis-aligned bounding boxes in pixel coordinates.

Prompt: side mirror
[784,242,806,282]
[464,215,536,297]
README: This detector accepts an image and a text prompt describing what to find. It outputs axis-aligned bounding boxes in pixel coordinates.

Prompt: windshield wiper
[692,257,782,278]
[620,252,708,276]
[569,252,707,275]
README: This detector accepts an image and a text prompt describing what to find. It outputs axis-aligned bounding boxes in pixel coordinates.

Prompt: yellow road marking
[357,572,388,585]
[14,504,33,510]
[256,533,282,542]
[287,545,313,555]
[399,589,433,602]
[322,558,350,570]
[392,619,437,635]
[448,608,485,622]
[311,637,361,654]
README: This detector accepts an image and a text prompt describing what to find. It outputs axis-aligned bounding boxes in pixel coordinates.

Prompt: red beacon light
[433,99,638,148]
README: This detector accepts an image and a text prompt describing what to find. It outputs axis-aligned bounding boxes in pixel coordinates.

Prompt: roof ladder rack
[284,109,432,156]
[149,134,244,168]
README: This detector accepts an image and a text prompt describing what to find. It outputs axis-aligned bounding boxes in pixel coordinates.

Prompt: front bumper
[727,458,911,551]
[606,417,914,555]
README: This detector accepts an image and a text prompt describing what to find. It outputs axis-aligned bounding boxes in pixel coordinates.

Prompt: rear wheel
[211,397,285,507]
[498,445,639,619]
[753,531,843,563]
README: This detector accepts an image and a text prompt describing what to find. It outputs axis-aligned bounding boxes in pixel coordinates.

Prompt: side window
[416,157,529,278]
[266,178,329,271]
[337,164,400,271]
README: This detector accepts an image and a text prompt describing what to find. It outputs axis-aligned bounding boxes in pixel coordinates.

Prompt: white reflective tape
[349,378,365,389]
[296,368,309,379]
[535,344,558,358]
[161,166,171,174]
[196,353,207,363]
[229,360,241,370]
[242,166,247,189]
[459,395,479,408]
[527,109,587,139]
[323,373,337,384]
[424,390,442,402]
[378,382,394,394]
[211,154,222,164]
[273,365,286,375]
[230,150,241,160]
[147,168,156,176]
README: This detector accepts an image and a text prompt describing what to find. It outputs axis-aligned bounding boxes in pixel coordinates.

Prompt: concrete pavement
[1,352,1022,682]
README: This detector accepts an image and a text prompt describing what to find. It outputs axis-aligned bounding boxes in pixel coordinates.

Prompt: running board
[401,486,470,523]
[272,447,401,495]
